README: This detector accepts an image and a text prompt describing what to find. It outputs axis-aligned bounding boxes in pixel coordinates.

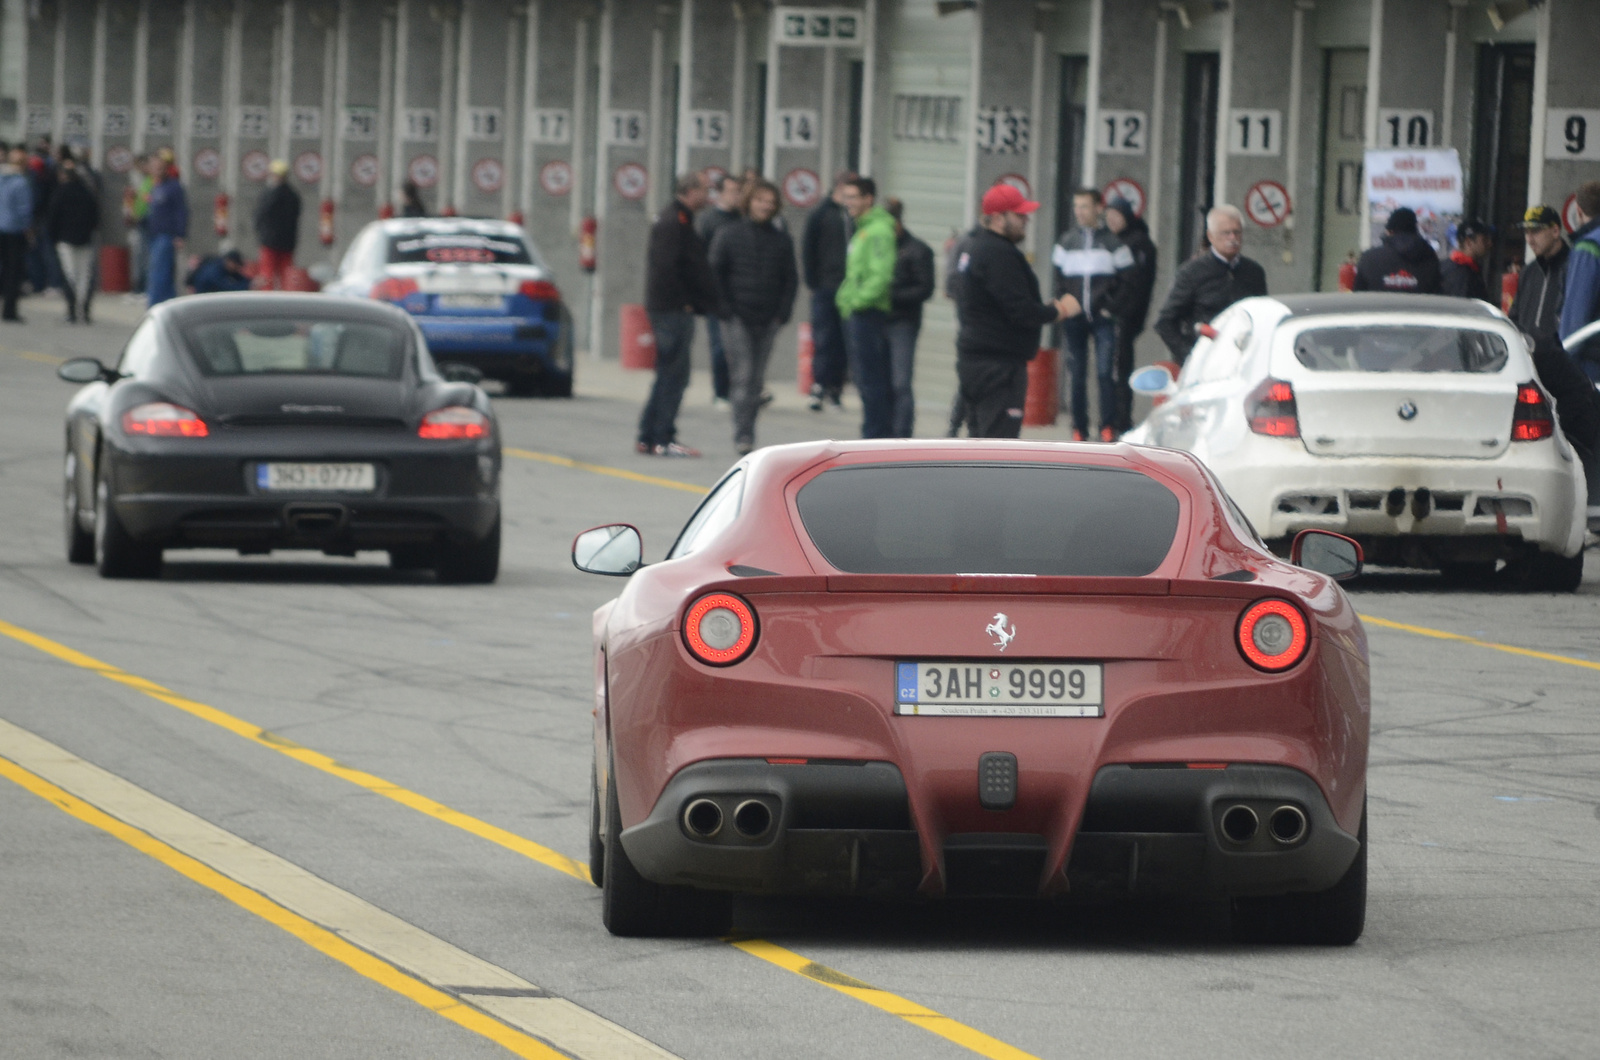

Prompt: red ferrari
[573,441,1370,943]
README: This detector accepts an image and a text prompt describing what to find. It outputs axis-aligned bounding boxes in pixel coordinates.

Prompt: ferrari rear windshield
[181,318,410,378]
[1292,325,1508,373]
[795,463,1181,576]
[387,232,534,265]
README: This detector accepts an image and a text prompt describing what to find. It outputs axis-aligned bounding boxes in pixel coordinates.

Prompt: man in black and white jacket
[1053,187,1133,441]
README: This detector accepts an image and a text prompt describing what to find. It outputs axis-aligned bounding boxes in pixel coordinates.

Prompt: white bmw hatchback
[1124,293,1588,590]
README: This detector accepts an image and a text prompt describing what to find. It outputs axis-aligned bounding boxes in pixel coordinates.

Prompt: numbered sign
[687,110,730,148]
[613,162,649,201]
[403,109,439,141]
[529,109,571,145]
[102,107,131,137]
[27,105,53,134]
[539,159,573,196]
[342,107,378,141]
[288,106,321,139]
[1097,110,1147,155]
[774,109,818,148]
[466,107,503,141]
[782,168,821,208]
[240,150,271,182]
[1244,179,1291,228]
[193,147,222,180]
[605,110,648,145]
[407,154,440,188]
[1378,109,1433,149]
[293,150,323,184]
[237,106,270,140]
[60,106,90,140]
[189,106,220,137]
[471,157,504,194]
[105,145,135,173]
[349,153,380,188]
[1546,109,1600,161]
[1228,109,1282,156]
[143,105,173,136]
[774,8,860,45]
[1101,177,1145,217]
[975,107,1030,155]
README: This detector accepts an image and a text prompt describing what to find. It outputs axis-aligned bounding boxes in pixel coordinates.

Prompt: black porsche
[58,293,502,582]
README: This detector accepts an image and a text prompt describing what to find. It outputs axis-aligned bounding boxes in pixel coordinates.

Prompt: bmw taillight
[418,406,491,440]
[372,277,420,303]
[122,402,209,437]
[1510,381,1554,442]
[683,593,757,666]
[1236,599,1309,672]
[1247,378,1300,438]
[519,279,561,302]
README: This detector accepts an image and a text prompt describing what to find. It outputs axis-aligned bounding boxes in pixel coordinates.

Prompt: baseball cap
[982,183,1039,216]
[1520,205,1560,229]
[269,158,290,176]
[1457,218,1495,240]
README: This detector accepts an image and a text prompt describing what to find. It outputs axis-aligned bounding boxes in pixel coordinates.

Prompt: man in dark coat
[1352,206,1441,295]
[954,184,1078,438]
[45,161,99,323]
[1439,219,1494,303]
[637,171,716,457]
[801,172,854,410]
[695,174,743,404]
[1104,197,1157,432]
[253,159,301,289]
[708,180,797,455]
[885,198,935,438]
[1510,205,1569,341]
[1153,205,1267,364]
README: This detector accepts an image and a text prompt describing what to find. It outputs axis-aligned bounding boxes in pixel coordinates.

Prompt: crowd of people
[0,137,106,324]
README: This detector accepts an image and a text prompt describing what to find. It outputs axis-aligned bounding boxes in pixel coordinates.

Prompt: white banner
[1365,148,1463,249]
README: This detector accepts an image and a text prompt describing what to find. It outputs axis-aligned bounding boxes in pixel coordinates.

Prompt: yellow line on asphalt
[1360,614,1600,672]
[504,447,710,495]
[0,753,568,1060]
[0,617,1037,1059]
[0,345,67,365]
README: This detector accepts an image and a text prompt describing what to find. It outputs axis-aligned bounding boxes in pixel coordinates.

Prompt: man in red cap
[951,183,1079,437]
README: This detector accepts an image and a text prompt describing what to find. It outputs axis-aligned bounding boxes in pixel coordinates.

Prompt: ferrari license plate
[895,661,1103,717]
[256,463,376,492]
[437,294,503,310]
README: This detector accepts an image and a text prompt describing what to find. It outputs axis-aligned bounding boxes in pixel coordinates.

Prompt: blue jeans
[811,288,846,393]
[637,311,695,448]
[705,315,730,400]
[886,317,919,437]
[1062,315,1117,434]
[147,234,178,307]
[845,309,892,438]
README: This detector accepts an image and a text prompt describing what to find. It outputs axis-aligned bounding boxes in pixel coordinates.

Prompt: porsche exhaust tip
[1220,804,1259,844]
[1268,805,1308,845]
[682,798,723,839]
[732,799,773,840]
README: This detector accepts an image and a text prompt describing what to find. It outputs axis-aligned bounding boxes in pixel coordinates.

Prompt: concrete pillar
[676,0,739,184]
[451,0,513,220]
[1533,0,1600,217]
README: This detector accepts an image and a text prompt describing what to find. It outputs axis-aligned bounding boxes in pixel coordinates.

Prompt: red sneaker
[1071,429,1086,442]
[1100,426,1117,442]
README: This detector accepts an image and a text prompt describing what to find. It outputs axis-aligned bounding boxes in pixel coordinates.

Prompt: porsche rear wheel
[601,760,732,937]
[64,451,94,564]
[94,471,162,579]
[1232,799,1366,946]
[435,517,500,584]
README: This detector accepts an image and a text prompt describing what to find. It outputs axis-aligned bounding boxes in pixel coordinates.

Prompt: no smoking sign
[1245,180,1291,228]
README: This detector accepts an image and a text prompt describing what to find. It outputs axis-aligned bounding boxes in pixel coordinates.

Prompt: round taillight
[1236,599,1309,672]
[683,593,757,666]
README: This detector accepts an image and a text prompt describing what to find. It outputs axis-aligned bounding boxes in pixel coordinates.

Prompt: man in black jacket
[801,173,854,410]
[1439,219,1494,303]
[253,159,301,289]
[1511,206,1568,340]
[955,184,1078,438]
[1351,207,1441,296]
[885,198,934,437]
[637,171,716,457]
[1154,205,1267,364]
[46,161,99,323]
[695,174,742,404]
[708,180,797,455]
[1104,197,1157,432]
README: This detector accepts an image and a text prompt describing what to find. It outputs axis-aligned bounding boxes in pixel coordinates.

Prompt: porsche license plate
[256,463,376,492]
[895,661,1103,717]
[437,294,503,310]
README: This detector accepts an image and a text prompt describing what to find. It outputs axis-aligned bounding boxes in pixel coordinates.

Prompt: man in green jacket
[835,176,897,437]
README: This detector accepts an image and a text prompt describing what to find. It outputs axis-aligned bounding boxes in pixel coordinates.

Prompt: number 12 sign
[1097,110,1147,155]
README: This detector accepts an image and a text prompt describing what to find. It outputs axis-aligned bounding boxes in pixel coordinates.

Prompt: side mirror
[1291,530,1362,582]
[58,357,114,384]
[573,524,643,576]
[1128,364,1176,396]
[439,362,484,384]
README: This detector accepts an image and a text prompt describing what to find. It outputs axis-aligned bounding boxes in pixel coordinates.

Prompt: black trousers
[956,355,1030,438]
[0,232,26,319]
[1113,318,1143,431]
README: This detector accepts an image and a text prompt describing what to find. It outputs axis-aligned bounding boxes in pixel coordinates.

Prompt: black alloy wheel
[64,450,94,564]
[94,466,162,579]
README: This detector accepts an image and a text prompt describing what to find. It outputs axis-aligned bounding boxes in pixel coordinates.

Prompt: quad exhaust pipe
[682,798,723,838]
[683,797,775,840]
[1220,804,1259,844]
[1268,804,1308,845]
[1220,803,1308,845]
[732,799,773,840]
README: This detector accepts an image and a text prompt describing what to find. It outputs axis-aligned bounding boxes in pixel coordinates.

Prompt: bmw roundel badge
[1397,401,1418,421]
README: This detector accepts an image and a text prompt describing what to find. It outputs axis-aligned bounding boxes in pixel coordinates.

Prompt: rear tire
[94,470,162,579]
[435,517,500,584]
[539,371,574,398]
[1232,800,1366,946]
[1507,549,1584,593]
[64,452,94,564]
[601,757,732,937]
[588,761,606,888]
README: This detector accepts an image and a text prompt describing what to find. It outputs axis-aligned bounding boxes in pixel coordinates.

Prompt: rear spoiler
[701,572,1271,600]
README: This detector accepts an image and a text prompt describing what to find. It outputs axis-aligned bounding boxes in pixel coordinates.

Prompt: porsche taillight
[683,593,757,666]
[122,402,209,437]
[1247,378,1300,438]
[418,406,491,440]
[1510,381,1554,442]
[1236,599,1309,672]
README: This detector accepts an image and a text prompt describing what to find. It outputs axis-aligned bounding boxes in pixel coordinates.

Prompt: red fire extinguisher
[508,210,524,226]
[1501,263,1520,314]
[319,199,335,246]
[579,215,598,273]
[213,192,229,237]
[441,203,458,218]
[1338,252,1358,293]
[378,201,395,220]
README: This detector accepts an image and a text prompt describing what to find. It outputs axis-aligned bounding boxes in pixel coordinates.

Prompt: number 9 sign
[1546,109,1600,162]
